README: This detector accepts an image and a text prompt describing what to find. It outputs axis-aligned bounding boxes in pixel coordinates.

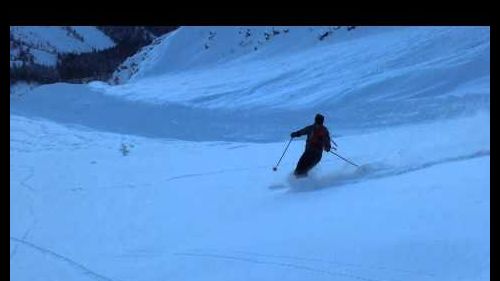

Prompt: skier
[290,113,335,177]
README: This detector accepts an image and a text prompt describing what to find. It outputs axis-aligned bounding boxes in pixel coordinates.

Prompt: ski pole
[273,138,293,171]
[331,138,338,148]
[329,150,359,167]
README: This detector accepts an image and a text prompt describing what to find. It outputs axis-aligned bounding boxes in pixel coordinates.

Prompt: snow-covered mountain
[10,26,115,67]
[112,26,359,83]
[10,26,178,86]
[111,26,488,110]
[11,26,490,281]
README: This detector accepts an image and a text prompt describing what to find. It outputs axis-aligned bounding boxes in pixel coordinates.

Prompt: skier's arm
[291,126,312,138]
[325,128,336,151]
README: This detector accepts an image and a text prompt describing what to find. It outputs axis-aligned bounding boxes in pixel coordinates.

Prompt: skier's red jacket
[291,124,332,153]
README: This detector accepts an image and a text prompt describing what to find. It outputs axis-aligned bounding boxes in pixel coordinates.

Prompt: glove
[290,132,298,138]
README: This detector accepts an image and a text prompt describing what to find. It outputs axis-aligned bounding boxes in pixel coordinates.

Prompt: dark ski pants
[294,149,322,177]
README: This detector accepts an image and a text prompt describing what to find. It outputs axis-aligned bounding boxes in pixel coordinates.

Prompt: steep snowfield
[112,26,364,83]
[10,26,115,67]
[11,26,490,281]
[111,27,488,110]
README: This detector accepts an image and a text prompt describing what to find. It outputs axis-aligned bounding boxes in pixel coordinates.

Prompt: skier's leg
[294,152,311,177]
[303,151,322,174]
[311,152,322,167]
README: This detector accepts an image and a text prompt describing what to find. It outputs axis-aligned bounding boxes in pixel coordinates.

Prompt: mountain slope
[110,27,489,109]
[10,26,115,67]
[112,26,362,83]
[10,26,178,86]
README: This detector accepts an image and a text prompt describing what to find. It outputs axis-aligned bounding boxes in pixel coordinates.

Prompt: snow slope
[11,26,490,281]
[10,111,490,281]
[10,26,115,67]
[111,26,362,83]
[111,27,489,111]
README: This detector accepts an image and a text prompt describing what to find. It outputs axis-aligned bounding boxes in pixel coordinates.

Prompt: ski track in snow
[383,150,489,178]
[10,226,34,261]
[286,150,490,192]
[180,248,437,279]
[77,166,272,191]
[10,237,121,281]
[11,165,39,261]
[174,252,404,281]
[162,166,270,182]
[224,249,436,278]
[17,165,37,222]
[19,165,36,192]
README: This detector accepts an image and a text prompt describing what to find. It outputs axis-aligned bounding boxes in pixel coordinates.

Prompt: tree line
[10,26,178,86]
